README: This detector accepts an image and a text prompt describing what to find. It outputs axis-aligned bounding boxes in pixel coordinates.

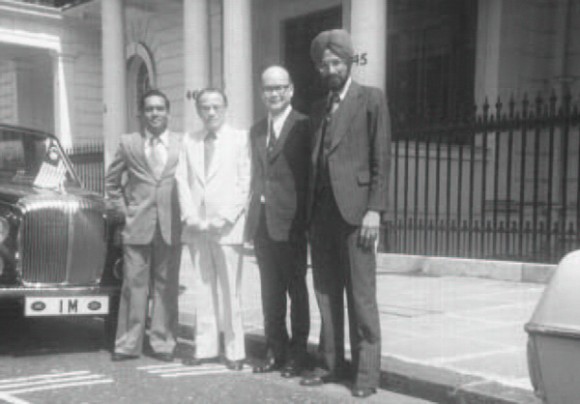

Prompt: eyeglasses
[262,85,290,94]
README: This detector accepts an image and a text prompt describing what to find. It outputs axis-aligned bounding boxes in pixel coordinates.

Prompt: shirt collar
[334,76,352,102]
[146,129,169,146]
[269,105,292,127]
[205,124,226,139]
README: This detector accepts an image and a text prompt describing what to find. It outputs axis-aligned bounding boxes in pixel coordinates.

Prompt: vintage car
[0,123,121,342]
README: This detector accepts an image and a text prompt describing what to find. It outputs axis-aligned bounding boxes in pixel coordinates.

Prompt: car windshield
[0,128,81,189]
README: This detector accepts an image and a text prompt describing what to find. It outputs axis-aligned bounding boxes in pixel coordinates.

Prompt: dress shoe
[280,360,303,378]
[299,373,340,387]
[150,352,174,362]
[182,357,203,366]
[225,359,244,371]
[111,352,139,362]
[351,387,377,398]
[253,360,283,374]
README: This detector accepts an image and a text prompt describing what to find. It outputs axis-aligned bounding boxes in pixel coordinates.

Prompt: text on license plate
[24,296,109,317]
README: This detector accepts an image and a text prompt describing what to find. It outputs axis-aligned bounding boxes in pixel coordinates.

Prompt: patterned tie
[204,131,216,178]
[148,136,165,179]
[267,119,276,156]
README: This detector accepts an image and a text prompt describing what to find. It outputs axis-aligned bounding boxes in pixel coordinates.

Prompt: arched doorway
[126,42,156,133]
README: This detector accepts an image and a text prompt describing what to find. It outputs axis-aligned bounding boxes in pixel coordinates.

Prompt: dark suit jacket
[105,131,183,246]
[246,109,311,242]
[308,80,391,226]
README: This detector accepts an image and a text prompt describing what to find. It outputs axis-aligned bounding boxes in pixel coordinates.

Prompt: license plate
[24,296,109,317]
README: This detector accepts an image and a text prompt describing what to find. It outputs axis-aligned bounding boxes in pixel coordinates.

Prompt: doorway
[283,7,342,114]
[126,43,155,133]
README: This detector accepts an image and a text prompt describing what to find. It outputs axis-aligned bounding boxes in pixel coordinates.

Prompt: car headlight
[0,217,8,243]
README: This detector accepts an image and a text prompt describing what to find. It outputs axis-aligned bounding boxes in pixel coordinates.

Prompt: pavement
[177,248,547,404]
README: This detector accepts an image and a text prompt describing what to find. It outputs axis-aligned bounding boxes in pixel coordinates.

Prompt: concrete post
[349,0,387,91]
[52,52,76,148]
[102,0,127,168]
[183,0,210,133]
[222,0,253,129]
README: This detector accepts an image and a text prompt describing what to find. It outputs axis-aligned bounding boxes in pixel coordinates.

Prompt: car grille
[18,196,106,285]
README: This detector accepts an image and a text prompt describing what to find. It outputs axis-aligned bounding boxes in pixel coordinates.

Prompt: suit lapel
[268,110,296,161]
[255,120,268,168]
[205,127,226,183]
[191,132,205,186]
[310,101,326,166]
[328,81,363,153]
[160,131,179,178]
[129,132,153,176]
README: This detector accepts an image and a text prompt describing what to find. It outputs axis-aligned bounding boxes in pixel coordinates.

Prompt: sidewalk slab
[178,249,546,404]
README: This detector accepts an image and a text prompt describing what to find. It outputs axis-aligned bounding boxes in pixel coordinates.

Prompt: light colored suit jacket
[105,131,183,245]
[175,124,251,245]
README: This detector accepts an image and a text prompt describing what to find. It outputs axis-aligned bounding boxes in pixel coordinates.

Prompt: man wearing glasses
[246,66,311,378]
[300,29,391,398]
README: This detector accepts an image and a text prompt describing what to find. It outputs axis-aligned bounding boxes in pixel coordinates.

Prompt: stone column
[184,0,210,133]
[349,0,387,91]
[52,52,76,148]
[222,0,253,129]
[102,0,127,167]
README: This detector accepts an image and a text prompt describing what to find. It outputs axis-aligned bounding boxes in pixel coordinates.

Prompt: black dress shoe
[253,360,283,373]
[280,360,303,378]
[150,352,174,362]
[182,357,203,366]
[225,359,244,371]
[351,387,377,398]
[112,353,139,362]
[299,373,340,387]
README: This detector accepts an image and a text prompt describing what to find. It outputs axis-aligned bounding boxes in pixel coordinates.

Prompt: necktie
[327,91,340,115]
[204,131,216,178]
[148,136,164,179]
[322,92,340,153]
[267,119,276,156]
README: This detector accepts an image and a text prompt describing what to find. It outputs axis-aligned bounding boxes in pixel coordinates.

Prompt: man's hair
[195,88,229,108]
[139,89,171,112]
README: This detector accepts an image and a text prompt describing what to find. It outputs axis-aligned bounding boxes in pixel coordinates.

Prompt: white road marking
[0,371,113,403]
[0,372,90,385]
[4,379,113,395]
[139,363,252,378]
[0,392,31,404]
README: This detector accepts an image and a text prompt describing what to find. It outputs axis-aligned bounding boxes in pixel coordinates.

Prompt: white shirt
[267,104,292,146]
[144,129,169,167]
[336,76,352,102]
[261,106,292,203]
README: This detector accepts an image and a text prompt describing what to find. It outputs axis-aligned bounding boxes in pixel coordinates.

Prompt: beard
[325,73,347,91]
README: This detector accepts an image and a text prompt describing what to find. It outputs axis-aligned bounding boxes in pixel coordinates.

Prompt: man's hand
[185,217,208,231]
[207,217,230,235]
[359,210,381,251]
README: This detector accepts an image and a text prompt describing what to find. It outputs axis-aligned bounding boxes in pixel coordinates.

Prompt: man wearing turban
[300,29,391,399]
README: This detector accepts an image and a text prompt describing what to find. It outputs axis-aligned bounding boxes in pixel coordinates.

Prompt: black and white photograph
[0,0,576,403]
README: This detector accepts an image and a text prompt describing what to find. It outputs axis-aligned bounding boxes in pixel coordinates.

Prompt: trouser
[310,188,382,389]
[186,237,245,361]
[254,205,309,363]
[115,227,180,356]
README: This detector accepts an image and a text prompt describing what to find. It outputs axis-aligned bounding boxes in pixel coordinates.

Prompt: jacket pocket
[357,171,370,185]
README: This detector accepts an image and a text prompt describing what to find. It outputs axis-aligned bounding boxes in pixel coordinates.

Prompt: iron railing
[66,94,580,264]
[65,143,104,195]
[386,92,580,264]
